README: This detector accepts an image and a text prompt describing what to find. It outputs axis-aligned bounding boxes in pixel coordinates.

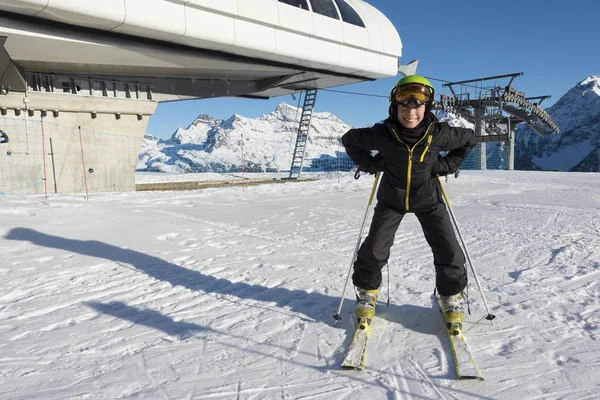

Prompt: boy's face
[397,104,425,129]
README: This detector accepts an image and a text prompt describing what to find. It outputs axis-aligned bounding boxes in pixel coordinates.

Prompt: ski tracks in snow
[2,172,600,398]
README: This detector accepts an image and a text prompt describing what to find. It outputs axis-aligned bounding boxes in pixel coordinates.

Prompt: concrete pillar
[0,91,157,194]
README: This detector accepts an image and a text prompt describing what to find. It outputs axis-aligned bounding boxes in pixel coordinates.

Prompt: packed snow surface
[1,170,600,399]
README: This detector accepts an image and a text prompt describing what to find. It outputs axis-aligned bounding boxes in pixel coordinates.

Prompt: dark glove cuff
[433,155,450,176]
[358,156,382,174]
[358,158,370,172]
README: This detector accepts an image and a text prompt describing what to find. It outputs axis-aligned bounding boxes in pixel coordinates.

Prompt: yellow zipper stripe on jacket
[391,123,433,211]
[420,135,433,162]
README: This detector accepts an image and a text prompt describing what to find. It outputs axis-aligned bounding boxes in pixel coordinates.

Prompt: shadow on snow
[5,227,448,331]
[4,227,489,385]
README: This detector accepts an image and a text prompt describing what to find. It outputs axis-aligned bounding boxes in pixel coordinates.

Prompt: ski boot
[355,288,378,329]
[439,292,465,335]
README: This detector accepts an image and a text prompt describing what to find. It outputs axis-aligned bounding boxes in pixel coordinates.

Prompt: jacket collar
[384,112,436,145]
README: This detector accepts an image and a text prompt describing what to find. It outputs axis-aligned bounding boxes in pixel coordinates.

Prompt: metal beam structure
[436,73,560,170]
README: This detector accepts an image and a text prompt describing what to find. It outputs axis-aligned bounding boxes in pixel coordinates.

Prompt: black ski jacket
[342,116,476,212]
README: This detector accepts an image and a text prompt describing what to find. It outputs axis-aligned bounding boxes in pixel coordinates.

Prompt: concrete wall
[0,91,157,194]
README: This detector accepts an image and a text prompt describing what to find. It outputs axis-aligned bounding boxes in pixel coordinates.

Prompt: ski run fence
[0,116,509,197]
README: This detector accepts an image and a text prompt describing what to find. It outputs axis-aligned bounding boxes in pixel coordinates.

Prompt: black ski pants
[352,202,467,296]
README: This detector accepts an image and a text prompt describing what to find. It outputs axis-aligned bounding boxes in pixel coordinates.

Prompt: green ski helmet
[390,75,435,105]
[388,75,435,122]
[394,75,433,88]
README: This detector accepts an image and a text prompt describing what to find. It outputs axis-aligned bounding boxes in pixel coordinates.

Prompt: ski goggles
[395,98,429,108]
[392,83,432,104]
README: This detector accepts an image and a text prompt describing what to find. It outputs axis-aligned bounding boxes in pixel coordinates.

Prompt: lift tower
[437,73,559,170]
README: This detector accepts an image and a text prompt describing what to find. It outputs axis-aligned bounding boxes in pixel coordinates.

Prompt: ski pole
[333,171,381,325]
[438,177,496,322]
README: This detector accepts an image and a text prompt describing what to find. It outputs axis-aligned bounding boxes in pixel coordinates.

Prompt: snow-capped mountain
[514,76,600,171]
[138,103,491,174]
[137,103,353,173]
[139,77,600,174]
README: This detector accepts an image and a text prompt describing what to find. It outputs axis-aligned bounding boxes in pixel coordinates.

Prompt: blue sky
[146,0,599,139]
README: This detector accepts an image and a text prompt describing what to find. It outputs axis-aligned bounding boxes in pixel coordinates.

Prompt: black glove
[432,155,457,177]
[358,154,384,175]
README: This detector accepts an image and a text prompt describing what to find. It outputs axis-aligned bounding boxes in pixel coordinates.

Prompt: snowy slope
[515,75,600,171]
[1,170,600,399]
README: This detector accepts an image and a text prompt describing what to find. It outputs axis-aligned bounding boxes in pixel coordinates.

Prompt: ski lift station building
[0,0,403,193]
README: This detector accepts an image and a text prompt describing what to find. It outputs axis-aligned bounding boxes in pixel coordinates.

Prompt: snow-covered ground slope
[1,170,600,399]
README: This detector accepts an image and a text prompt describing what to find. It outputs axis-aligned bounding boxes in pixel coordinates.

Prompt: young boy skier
[341,75,477,327]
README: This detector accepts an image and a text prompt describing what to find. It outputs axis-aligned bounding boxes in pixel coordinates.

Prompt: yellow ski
[340,318,371,370]
[437,298,484,380]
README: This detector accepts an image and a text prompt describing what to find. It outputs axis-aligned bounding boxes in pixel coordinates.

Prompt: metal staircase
[288,89,318,179]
